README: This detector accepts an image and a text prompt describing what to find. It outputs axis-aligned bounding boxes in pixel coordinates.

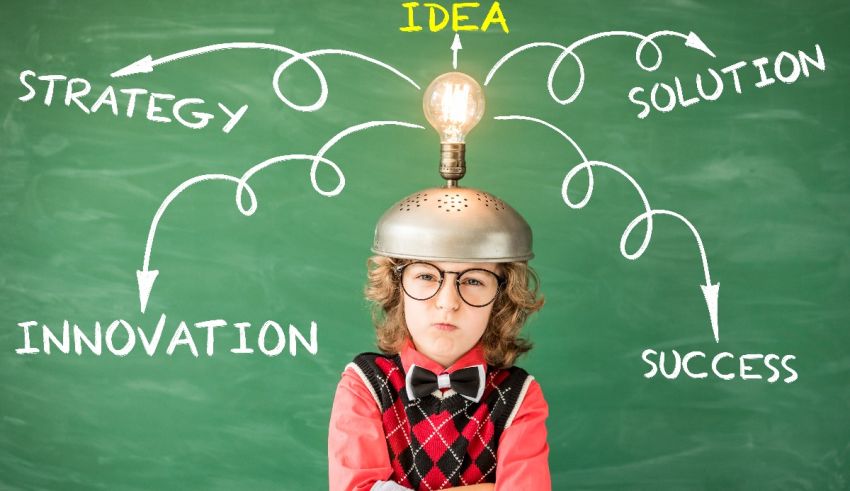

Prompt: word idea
[18,70,248,133]
[400,1,509,33]
[628,44,826,119]
[15,315,318,358]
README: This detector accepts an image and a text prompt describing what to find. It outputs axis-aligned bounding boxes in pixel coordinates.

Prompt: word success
[15,315,318,358]
[400,1,509,33]
[629,44,826,119]
[642,349,798,384]
[17,70,248,133]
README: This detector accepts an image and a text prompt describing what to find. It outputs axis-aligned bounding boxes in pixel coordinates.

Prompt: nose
[435,275,461,311]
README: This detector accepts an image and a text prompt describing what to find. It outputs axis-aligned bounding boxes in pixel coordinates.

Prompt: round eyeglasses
[395,262,504,308]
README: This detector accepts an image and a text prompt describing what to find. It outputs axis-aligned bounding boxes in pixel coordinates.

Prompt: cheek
[467,306,494,338]
[402,296,425,330]
[481,308,495,332]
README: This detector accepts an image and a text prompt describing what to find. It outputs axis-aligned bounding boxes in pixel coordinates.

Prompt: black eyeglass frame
[394,261,506,308]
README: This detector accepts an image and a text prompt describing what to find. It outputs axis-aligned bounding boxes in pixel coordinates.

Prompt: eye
[461,277,485,287]
[416,273,438,282]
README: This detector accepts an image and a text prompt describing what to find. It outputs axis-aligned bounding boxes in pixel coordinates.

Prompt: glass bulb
[422,72,485,144]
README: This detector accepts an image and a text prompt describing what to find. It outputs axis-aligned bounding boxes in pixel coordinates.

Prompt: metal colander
[371,185,533,262]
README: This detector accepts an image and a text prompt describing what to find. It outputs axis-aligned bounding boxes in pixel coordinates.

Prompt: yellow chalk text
[400,1,509,33]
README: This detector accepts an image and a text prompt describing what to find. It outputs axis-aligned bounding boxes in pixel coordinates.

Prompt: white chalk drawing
[111,42,421,112]
[17,70,249,133]
[495,115,720,343]
[451,34,462,70]
[16,317,319,358]
[485,30,716,105]
[640,349,798,383]
[628,44,825,119]
[137,120,425,313]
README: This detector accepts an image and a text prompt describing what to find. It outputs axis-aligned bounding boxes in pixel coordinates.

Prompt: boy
[328,183,551,490]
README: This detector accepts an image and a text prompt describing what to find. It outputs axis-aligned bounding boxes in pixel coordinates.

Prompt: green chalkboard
[2,0,848,489]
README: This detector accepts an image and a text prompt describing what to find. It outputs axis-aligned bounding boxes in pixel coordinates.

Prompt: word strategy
[18,70,248,133]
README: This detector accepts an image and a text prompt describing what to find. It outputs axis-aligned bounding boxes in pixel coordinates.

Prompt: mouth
[432,322,458,332]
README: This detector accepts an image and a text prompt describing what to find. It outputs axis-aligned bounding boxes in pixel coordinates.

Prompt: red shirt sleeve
[328,365,395,491]
[494,378,552,491]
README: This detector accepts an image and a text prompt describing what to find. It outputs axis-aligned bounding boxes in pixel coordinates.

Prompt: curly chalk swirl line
[494,115,655,259]
[272,48,421,112]
[112,42,420,112]
[143,121,424,274]
[485,32,667,105]
[233,120,424,214]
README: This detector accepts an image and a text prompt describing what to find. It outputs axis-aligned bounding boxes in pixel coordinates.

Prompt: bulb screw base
[439,143,466,187]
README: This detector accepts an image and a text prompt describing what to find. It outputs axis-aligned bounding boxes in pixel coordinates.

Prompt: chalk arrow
[136,269,159,314]
[701,283,720,343]
[111,55,154,77]
[135,121,424,313]
[451,34,462,69]
[137,174,243,314]
[496,115,722,343]
[486,30,716,105]
[684,31,716,58]
[111,43,310,78]
[110,43,419,112]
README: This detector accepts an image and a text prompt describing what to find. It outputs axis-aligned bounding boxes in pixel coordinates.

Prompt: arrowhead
[451,33,462,52]
[111,55,155,78]
[136,269,159,314]
[685,32,716,58]
[700,282,720,343]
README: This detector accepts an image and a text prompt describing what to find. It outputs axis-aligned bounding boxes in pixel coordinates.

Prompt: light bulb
[423,72,485,144]
[423,72,485,186]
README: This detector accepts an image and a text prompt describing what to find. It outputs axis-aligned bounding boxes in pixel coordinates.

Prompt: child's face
[403,261,499,368]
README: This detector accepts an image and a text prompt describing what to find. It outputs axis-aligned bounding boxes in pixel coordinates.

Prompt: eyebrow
[438,265,500,276]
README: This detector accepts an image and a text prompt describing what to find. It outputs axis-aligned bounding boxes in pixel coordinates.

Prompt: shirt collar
[400,337,487,376]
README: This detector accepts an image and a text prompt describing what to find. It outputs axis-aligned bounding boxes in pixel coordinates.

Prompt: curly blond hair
[364,255,544,369]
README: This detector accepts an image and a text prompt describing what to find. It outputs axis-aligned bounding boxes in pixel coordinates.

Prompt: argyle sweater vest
[350,352,532,491]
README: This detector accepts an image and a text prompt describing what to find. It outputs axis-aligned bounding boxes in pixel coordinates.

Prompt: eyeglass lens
[400,262,500,307]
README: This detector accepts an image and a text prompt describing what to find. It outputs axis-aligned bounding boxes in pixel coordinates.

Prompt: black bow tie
[405,364,485,403]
